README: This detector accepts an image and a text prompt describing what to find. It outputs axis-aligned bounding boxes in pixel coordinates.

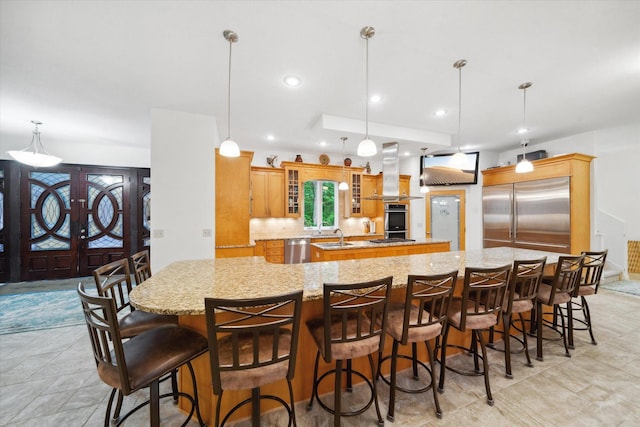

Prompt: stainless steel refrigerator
[482,177,571,253]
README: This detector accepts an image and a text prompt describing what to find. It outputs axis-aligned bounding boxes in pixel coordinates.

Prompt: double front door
[16,165,149,281]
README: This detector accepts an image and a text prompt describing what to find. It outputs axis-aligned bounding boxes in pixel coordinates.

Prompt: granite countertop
[311,238,449,250]
[130,247,563,316]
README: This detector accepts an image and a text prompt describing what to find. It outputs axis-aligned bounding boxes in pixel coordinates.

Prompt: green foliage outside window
[304,181,337,229]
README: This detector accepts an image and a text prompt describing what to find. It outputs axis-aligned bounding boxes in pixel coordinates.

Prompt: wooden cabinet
[254,239,284,263]
[251,167,285,218]
[399,175,411,202]
[350,172,362,216]
[284,166,301,217]
[215,149,253,248]
[481,153,594,254]
[311,241,450,262]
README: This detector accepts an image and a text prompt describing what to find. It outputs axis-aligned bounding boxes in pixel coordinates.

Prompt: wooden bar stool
[306,276,393,427]
[378,271,457,421]
[437,265,511,406]
[205,290,303,427]
[77,284,207,427]
[130,249,153,285]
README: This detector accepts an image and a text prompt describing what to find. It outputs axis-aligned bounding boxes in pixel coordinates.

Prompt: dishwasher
[284,238,311,264]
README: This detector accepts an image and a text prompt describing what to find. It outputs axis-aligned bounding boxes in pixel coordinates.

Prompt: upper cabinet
[216,149,253,247]
[284,165,301,217]
[251,167,285,218]
[361,174,379,218]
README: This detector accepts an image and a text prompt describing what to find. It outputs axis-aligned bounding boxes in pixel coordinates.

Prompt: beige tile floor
[1,287,639,426]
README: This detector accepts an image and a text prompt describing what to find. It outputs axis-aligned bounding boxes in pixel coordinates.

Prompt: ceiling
[1,1,639,161]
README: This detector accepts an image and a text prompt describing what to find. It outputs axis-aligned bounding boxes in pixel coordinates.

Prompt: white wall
[150,109,217,272]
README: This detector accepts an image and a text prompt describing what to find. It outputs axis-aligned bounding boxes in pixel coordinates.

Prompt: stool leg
[368,353,384,427]
[150,379,160,427]
[426,340,443,419]
[519,312,533,367]
[475,330,494,406]
[387,340,399,421]
[334,359,343,427]
[437,324,450,392]
[559,304,571,358]
[583,296,597,345]
[287,379,298,427]
[307,352,320,410]
[104,388,117,427]
[503,313,513,379]
[171,370,179,402]
[567,301,575,349]
[536,301,544,361]
[251,388,260,427]
[411,342,419,379]
[346,359,353,392]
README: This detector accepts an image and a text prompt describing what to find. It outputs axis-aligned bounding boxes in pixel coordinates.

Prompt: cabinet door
[267,170,285,217]
[251,170,269,218]
[285,168,301,217]
[399,175,411,201]
[216,150,252,246]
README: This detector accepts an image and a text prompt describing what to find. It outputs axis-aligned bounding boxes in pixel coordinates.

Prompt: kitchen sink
[316,242,353,248]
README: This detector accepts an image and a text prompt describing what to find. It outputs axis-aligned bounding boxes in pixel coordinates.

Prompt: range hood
[364,142,422,202]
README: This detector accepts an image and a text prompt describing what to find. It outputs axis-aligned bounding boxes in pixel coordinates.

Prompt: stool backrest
[322,276,393,362]
[507,257,547,313]
[459,265,511,330]
[93,258,136,315]
[205,290,303,395]
[130,250,152,285]
[580,250,608,295]
[541,255,585,304]
[77,283,131,394]
[402,271,457,345]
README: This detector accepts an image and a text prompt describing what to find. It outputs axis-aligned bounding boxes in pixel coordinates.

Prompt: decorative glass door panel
[425,189,466,251]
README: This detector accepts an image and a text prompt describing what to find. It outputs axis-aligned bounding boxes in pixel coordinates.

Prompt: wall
[150,109,217,272]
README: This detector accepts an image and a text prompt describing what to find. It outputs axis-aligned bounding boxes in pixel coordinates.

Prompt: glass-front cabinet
[285,167,300,217]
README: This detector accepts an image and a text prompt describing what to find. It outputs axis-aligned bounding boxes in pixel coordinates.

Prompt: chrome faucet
[334,228,344,246]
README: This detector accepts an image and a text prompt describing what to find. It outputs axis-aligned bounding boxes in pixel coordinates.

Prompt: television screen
[420,152,480,186]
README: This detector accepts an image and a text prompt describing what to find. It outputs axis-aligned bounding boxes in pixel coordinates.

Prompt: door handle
[79,228,87,240]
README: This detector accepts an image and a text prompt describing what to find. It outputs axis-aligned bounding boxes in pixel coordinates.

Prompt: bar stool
[93,258,179,422]
[306,276,393,427]
[77,284,207,427]
[437,265,511,406]
[535,254,585,361]
[488,257,546,378]
[566,250,608,348]
[93,258,177,339]
[378,271,457,421]
[205,290,303,427]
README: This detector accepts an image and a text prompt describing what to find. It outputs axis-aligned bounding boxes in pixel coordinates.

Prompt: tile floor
[1,287,639,426]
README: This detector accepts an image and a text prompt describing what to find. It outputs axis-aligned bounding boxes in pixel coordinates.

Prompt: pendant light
[450,59,467,168]
[419,147,430,193]
[219,30,240,158]
[7,121,62,167]
[338,137,349,191]
[515,82,534,174]
[357,26,377,157]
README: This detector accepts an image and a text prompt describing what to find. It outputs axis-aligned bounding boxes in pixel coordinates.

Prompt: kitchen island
[130,247,564,424]
[310,237,450,261]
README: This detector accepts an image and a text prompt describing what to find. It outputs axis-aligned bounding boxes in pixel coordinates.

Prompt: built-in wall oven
[384,204,407,239]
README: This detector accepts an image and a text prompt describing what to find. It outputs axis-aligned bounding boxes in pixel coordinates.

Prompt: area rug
[599,280,640,297]
[0,289,85,335]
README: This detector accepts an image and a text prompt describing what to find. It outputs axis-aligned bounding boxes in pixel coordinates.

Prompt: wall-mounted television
[419,151,480,186]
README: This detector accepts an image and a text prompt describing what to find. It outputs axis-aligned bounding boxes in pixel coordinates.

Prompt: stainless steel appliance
[483,177,571,252]
[284,238,311,264]
[384,204,407,239]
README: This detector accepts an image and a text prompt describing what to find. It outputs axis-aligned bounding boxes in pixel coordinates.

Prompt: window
[303,180,338,231]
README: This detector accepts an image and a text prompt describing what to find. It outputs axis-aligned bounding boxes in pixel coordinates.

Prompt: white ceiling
[1,1,639,160]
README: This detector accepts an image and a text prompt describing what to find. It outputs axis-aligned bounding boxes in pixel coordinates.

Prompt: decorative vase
[295,154,303,163]
[344,158,352,166]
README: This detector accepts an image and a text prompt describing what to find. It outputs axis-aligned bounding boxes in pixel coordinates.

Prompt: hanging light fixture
[357,26,377,157]
[219,30,240,158]
[450,59,467,168]
[419,147,430,193]
[338,137,349,191]
[7,121,62,167]
[515,82,534,174]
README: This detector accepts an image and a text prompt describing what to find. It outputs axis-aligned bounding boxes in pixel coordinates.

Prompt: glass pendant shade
[515,158,534,173]
[8,121,62,167]
[419,184,430,193]
[357,138,376,157]
[219,138,240,158]
[338,181,349,191]
[450,150,467,169]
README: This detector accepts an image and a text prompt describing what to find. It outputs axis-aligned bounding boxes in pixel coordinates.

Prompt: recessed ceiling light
[518,127,529,134]
[404,151,411,156]
[433,109,447,118]
[370,94,381,103]
[266,134,275,141]
[282,75,302,87]
[319,140,327,146]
